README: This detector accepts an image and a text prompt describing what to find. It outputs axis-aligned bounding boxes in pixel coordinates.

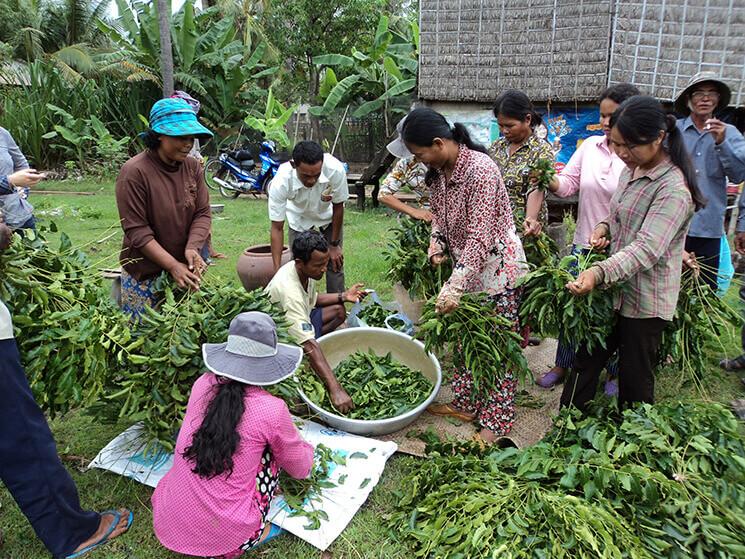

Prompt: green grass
[1,179,744,558]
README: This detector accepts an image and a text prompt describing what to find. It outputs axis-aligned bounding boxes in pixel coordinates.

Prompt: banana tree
[244,88,298,149]
[310,14,418,135]
[96,0,276,129]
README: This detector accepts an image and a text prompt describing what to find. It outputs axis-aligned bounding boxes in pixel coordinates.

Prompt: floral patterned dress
[427,146,528,435]
[489,135,555,231]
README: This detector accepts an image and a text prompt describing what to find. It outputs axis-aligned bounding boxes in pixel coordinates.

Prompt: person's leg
[720,277,745,369]
[0,338,100,558]
[560,321,620,412]
[616,316,667,409]
[287,227,298,252]
[685,236,720,291]
[537,340,573,387]
[320,224,345,293]
[310,305,345,337]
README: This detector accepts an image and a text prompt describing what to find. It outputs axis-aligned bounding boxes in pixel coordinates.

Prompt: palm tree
[0,0,113,79]
[157,0,173,96]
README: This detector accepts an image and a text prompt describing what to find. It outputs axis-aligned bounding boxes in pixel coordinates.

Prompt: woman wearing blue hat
[115,98,214,317]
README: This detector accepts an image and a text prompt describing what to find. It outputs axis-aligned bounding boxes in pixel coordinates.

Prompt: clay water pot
[236,244,291,292]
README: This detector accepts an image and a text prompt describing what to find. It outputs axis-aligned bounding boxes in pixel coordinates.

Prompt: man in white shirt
[265,230,366,412]
[268,141,349,293]
[0,221,132,557]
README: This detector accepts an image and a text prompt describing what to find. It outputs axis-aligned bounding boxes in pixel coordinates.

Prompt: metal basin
[297,327,441,436]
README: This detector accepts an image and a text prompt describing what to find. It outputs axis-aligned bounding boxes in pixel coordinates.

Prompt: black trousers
[560,315,667,412]
[0,338,99,558]
[685,235,721,291]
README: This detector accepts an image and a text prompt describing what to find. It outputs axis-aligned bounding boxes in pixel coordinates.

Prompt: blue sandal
[65,509,133,559]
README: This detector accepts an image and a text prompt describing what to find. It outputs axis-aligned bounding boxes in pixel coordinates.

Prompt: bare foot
[71,508,131,555]
[478,428,498,444]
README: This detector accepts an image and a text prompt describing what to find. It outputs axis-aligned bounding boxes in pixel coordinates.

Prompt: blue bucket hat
[146,98,213,140]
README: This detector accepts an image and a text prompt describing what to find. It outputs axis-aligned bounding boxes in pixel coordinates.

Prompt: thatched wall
[419,0,614,103]
[420,0,745,106]
[608,0,745,106]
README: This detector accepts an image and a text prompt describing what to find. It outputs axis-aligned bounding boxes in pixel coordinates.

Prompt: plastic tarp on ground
[89,418,397,551]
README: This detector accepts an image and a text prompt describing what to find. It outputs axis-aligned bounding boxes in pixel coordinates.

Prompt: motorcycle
[204,140,280,198]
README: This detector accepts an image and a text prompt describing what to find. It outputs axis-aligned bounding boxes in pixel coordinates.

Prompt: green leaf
[383,56,404,81]
[319,67,339,99]
[352,98,385,118]
[320,75,360,113]
[312,54,355,67]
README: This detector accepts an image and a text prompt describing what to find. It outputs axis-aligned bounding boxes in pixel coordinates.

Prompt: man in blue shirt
[675,72,745,290]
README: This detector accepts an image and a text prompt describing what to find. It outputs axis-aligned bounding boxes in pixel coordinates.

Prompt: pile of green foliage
[519,251,618,353]
[418,293,530,394]
[95,276,290,450]
[391,400,745,558]
[357,301,389,327]
[657,271,740,388]
[0,225,133,415]
[384,217,451,301]
[299,349,432,420]
[0,226,290,450]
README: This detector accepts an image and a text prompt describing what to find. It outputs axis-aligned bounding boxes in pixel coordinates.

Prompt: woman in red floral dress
[400,107,527,443]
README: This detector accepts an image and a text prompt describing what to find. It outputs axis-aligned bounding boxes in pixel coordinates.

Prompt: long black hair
[182,379,246,478]
[492,89,543,129]
[610,95,705,211]
[401,107,487,155]
[402,107,487,183]
[599,83,640,104]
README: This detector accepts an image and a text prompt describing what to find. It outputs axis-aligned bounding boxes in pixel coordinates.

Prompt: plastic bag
[347,290,415,335]
[717,235,734,297]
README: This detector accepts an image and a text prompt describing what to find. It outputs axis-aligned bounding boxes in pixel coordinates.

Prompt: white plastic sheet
[89,418,397,551]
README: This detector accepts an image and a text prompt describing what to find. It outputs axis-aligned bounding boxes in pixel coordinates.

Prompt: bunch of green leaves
[519,251,618,353]
[357,301,389,327]
[93,276,292,450]
[522,231,559,269]
[529,157,557,192]
[0,225,134,416]
[391,401,745,558]
[386,316,408,332]
[657,271,740,391]
[417,293,530,394]
[279,443,346,530]
[384,217,451,301]
[299,349,432,420]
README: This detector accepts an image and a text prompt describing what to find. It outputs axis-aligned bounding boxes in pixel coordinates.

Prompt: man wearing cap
[268,140,348,293]
[379,115,431,221]
[116,98,214,317]
[675,71,745,290]
[265,230,366,413]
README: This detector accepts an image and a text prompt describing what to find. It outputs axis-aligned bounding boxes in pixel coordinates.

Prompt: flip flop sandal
[254,523,284,549]
[536,370,564,388]
[427,403,476,422]
[720,355,745,371]
[66,509,133,559]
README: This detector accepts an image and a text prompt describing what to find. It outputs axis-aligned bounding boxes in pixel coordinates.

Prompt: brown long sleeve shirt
[115,150,211,281]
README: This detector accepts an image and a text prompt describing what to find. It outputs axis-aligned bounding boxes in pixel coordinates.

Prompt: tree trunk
[157,0,174,97]
[307,54,323,145]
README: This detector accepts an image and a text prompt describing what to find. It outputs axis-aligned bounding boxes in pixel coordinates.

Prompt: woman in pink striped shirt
[535,83,639,390]
[151,312,314,559]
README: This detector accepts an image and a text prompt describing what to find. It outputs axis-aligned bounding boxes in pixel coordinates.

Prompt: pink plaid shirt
[596,158,694,320]
[152,373,313,557]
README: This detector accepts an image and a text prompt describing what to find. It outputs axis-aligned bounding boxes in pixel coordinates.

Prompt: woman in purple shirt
[535,83,639,391]
[152,312,314,559]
